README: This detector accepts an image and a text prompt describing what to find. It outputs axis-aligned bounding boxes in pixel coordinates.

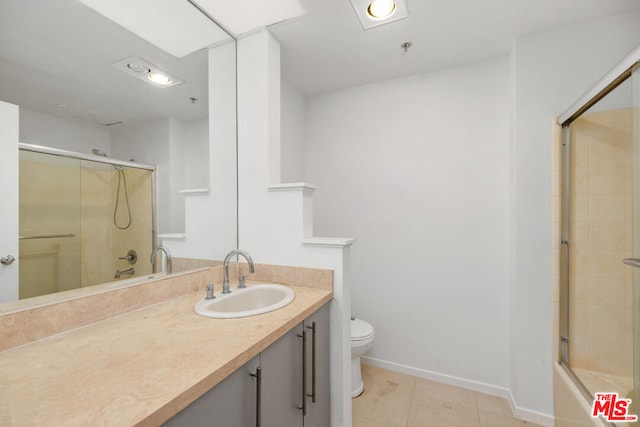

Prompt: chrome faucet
[222,249,255,294]
[114,267,135,279]
[151,245,172,274]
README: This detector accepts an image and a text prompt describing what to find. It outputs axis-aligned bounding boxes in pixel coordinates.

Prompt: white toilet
[351,318,375,397]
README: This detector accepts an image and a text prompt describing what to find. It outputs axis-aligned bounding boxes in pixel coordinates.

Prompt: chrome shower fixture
[90,148,132,229]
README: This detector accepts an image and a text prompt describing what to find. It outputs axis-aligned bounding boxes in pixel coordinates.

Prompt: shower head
[91,148,108,157]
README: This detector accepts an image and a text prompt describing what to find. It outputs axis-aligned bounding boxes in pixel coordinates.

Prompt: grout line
[474,391,482,427]
[405,375,417,427]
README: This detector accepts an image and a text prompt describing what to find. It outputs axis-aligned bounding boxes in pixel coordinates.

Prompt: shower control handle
[118,249,138,265]
[623,258,640,268]
[0,255,15,265]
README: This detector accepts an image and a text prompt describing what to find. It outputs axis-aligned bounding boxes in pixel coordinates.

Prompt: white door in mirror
[194,284,295,319]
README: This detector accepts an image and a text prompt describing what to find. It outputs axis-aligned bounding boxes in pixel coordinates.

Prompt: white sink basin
[194,283,295,319]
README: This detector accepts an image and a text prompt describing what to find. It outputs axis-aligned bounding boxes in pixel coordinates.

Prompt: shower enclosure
[558,48,640,424]
[18,144,155,299]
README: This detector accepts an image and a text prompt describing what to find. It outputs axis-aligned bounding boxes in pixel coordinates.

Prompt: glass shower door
[632,63,640,416]
[563,75,635,410]
[19,150,81,298]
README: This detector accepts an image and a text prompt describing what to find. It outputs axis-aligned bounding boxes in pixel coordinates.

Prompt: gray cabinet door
[303,303,330,427]
[163,355,260,427]
[260,324,305,427]
[163,302,330,427]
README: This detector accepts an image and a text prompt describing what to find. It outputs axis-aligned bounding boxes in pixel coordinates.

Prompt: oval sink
[194,283,295,319]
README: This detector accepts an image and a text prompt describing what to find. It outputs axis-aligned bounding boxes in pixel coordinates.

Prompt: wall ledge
[158,233,187,240]
[178,188,209,195]
[302,237,356,248]
[268,182,318,193]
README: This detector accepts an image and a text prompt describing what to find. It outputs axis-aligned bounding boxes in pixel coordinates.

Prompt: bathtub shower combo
[18,144,155,299]
[557,46,640,425]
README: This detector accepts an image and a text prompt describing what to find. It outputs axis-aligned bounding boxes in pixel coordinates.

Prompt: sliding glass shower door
[561,63,640,420]
[18,148,154,300]
[19,150,81,298]
[632,63,640,416]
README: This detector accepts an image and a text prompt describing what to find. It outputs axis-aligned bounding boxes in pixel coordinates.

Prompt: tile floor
[352,365,546,427]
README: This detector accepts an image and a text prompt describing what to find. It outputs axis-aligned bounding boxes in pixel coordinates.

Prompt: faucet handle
[118,249,138,265]
[238,275,246,288]
[206,284,215,300]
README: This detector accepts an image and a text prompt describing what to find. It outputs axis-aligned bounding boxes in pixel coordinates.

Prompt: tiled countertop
[0,281,332,426]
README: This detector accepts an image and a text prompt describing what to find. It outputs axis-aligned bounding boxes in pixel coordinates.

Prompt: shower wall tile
[81,166,113,286]
[570,331,589,368]
[589,224,626,252]
[588,333,628,376]
[588,305,628,337]
[588,252,627,281]
[589,168,626,195]
[569,277,589,305]
[589,278,627,308]
[572,196,588,222]
[567,109,633,380]
[588,195,626,224]
[570,304,589,334]
[571,222,589,250]
[111,168,153,281]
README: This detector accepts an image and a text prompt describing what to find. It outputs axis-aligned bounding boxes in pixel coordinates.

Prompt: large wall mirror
[0,0,237,306]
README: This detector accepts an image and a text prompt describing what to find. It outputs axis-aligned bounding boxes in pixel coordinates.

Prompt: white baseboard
[361,356,555,427]
[506,389,556,427]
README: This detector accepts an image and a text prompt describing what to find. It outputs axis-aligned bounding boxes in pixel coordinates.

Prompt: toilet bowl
[351,318,375,398]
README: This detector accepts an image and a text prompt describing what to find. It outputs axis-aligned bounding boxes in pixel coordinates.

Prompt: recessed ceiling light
[148,72,172,86]
[126,63,150,73]
[112,56,183,88]
[349,0,408,29]
[366,0,396,20]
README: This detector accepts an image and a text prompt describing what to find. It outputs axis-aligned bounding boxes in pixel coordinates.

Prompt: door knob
[0,255,15,265]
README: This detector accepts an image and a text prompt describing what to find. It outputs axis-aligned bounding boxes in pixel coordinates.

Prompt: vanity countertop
[0,283,332,426]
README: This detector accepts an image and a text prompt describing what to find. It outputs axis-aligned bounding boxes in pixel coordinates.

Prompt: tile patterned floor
[352,365,546,427]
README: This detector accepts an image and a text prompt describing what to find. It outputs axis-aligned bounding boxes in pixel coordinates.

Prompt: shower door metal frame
[19,143,155,172]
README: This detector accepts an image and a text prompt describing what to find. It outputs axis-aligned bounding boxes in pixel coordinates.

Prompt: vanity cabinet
[164,303,330,427]
[261,303,330,427]
[163,355,260,427]
[301,304,330,427]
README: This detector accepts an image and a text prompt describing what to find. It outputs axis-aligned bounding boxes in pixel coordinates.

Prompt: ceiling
[0,0,219,127]
[270,0,640,95]
[2,0,640,128]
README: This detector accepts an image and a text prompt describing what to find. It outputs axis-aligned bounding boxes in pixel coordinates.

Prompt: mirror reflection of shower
[19,145,155,298]
[92,148,132,230]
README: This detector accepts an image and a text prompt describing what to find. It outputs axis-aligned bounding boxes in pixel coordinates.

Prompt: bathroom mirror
[0,0,237,307]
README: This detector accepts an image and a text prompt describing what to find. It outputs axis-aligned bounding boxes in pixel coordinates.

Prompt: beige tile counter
[0,280,332,426]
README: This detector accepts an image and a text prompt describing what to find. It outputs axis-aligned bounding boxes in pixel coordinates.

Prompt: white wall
[305,58,512,391]
[19,108,111,154]
[181,118,209,189]
[296,12,640,424]
[165,42,238,261]
[281,79,307,182]
[510,11,640,420]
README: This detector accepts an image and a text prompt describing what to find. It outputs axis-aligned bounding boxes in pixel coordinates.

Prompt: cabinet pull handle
[250,367,262,427]
[307,322,316,403]
[297,329,307,416]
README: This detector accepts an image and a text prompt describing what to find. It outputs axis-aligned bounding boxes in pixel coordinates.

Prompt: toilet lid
[351,318,374,341]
